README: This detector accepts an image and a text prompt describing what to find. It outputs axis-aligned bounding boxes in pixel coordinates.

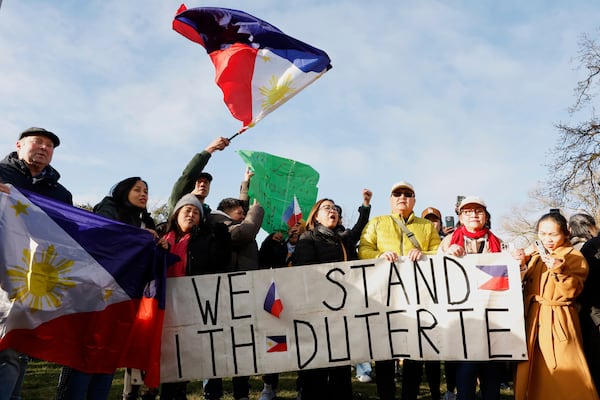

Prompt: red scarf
[164,231,191,277]
[449,225,502,253]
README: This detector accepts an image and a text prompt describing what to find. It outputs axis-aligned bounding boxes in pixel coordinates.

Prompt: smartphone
[534,240,548,255]
[444,216,455,228]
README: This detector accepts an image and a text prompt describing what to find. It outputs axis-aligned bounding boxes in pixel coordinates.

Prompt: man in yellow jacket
[358,181,441,400]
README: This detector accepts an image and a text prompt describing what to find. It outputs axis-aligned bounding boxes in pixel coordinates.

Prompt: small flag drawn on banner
[282,195,302,228]
[266,335,287,353]
[476,265,509,291]
[263,281,283,318]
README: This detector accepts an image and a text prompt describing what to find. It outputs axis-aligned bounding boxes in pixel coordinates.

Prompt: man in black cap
[167,136,230,218]
[0,127,72,203]
[0,127,72,400]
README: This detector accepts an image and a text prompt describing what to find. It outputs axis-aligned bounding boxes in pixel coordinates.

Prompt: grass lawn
[22,360,515,399]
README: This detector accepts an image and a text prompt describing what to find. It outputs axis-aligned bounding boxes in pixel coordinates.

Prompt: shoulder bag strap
[391,216,422,251]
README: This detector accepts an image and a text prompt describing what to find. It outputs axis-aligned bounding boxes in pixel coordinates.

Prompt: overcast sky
[1,0,599,244]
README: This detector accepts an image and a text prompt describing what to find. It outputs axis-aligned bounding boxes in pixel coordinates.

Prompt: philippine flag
[0,186,168,387]
[282,195,302,228]
[266,335,287,353]
[263,281,283,318]
[173,5,332,130]
[476,264,509,291]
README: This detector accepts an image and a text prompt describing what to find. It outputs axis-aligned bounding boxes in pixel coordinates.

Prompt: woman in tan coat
[513,211,598,400]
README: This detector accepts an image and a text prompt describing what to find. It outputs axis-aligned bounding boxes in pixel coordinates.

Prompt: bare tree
[76,202,94,212]
[500,185,562,247]
[569,33,600,113]
[500,182,600,247]
[150,202,169,224]
[500,32,600,246]
[550,32,600,213]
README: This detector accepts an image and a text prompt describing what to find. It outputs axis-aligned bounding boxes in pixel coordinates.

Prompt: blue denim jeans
[455,361,501,400]
[0,349,28,400]
[57,367,114,400]
[355,362,372,377]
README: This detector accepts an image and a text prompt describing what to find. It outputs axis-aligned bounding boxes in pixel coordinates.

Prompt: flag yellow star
[11,200,29,216]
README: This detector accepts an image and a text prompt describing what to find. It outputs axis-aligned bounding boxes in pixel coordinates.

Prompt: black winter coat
[186,222,232,276]
[258,233,288,268]
[0,152,72,204]
[93,196,156,229]
[294,224,355,266]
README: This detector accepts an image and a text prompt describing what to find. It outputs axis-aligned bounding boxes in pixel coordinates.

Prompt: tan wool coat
[515,245,599,400]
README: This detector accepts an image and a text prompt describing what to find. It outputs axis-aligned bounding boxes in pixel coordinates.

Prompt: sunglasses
[391,191,415,198]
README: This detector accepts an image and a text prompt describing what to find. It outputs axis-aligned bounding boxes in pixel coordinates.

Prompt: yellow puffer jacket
[358,213,441,259]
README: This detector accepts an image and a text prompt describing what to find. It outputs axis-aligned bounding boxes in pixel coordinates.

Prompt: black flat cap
[19,127,60,147]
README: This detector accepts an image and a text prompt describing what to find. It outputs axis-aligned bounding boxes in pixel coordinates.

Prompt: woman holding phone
[513,211,598,400]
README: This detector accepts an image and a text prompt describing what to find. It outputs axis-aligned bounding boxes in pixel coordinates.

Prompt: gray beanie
[173,194,204,217]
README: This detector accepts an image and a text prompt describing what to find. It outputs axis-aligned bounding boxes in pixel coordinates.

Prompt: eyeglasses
[319,204,339,213]
[461,208,485,216]
[391,191,414,198]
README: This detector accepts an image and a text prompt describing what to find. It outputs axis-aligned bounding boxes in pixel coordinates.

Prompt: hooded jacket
[93,196,156,229]
[209,202,264,271]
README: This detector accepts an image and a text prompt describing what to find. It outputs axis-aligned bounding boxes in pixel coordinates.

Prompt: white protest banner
[160,252,527,382]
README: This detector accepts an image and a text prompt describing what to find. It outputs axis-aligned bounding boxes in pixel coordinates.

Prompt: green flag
[237,150,320,234]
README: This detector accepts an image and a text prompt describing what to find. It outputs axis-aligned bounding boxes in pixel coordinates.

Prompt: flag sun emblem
[259,74,296,110]
[8,245,76,311]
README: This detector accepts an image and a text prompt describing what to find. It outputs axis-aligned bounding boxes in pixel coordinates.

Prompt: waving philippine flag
[172,4,332,132]
[0,186,168,387]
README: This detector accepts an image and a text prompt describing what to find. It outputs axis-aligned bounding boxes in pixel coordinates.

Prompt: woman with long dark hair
[93,177,157,232]
[293,198,355,400]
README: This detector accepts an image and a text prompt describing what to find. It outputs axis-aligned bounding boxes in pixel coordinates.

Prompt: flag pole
[228,126,249,141]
